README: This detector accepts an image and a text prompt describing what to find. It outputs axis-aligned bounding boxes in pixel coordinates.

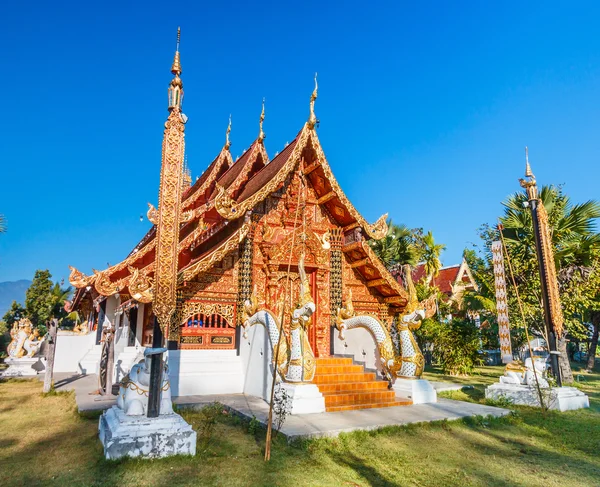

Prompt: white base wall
[239,323,275,401]
[167,350,243,397]
[53,332,97,373]
[333,327,379,372]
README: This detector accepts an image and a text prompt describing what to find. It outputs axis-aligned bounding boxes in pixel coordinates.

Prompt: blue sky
[0,1,599,283]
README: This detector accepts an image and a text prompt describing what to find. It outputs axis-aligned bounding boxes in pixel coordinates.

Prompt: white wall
[333,326,380,372]
[53,332,97,373]
[239,323,274,401]
[166,350,243,397]
[135,304,145,346]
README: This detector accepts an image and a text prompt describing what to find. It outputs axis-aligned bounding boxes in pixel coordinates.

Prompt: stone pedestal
[393,378,437,404]
[0,357,41,378]
[280,383,326,415]
[485,383,589,411]
[99,406,197,459]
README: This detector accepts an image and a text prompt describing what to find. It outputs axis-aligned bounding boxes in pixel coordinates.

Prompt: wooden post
[103,328,115,395]
[42,319,58,393]
[147,317,164,418]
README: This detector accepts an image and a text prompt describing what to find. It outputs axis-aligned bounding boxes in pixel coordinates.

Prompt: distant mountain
[0,280,31,319]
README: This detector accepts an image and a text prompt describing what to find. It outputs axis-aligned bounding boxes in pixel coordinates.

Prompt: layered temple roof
[393,259,478,298]
[69,63,407,311]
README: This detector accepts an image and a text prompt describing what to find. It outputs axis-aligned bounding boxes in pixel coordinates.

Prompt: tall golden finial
[519,146,538,200]
[524,146,534,178]
[171,27,182,75]
[168,27,183,110]
[225,114,232,150]
[258,98,265,142]
[307,73,318,129]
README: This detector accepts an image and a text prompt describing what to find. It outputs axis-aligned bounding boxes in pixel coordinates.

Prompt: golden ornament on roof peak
[225,115,232,149]
[258,98,265,142]
[519,146,538,200]
[307,72,318,129]
[168,27,184,110]
[171,27,182,75]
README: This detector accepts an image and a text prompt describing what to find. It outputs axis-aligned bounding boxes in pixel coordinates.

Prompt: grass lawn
[0,366,599,487]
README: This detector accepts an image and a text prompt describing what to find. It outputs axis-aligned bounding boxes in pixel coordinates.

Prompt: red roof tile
[237,136,299,202]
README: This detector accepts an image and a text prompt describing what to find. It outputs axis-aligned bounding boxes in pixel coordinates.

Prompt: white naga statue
[7,318,46,359]
[241,253,317,382]
[336,265,436,381]
[117,348,174,416]
[500,356,550,388]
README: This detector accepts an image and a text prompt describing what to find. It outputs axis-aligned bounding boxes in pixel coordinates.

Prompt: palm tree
[500,185,600,381]
[0,214,6,234]
[421,231,446,282]
[370,219,418,269]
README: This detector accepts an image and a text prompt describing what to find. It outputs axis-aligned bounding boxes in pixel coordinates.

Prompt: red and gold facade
[68,44,409,357]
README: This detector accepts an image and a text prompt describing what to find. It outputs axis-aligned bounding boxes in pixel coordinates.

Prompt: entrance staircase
[314,357,412,412]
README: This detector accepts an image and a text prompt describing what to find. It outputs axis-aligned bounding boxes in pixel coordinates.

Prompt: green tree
[478,185,600,381]
[24,270,72,327]
[0,214,6,234]
[2,301,26,325]
[370,219,419,268]
[419,231,446,282]
[25,270,55,326]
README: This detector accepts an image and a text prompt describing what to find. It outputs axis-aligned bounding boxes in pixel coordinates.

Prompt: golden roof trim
[360,240,409,301]
[309,129,388,239]
[215,126,312,220]
[182,147,233,211]
[178,220,252,283]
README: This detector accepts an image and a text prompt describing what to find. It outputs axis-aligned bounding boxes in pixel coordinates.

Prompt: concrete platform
[175,393,510,440]
[45,372,510,440]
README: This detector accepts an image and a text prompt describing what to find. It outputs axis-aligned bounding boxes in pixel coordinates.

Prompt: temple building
[393,259,479,303]
[60,34,432,412]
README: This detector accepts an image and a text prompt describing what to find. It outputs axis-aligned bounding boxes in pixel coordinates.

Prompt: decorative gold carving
[128,266,153,303]
[307,73,318,129]
[153,99,186,330]
[94,269,124,296]
[258,98,265,143]
[214,183,241,219]
[179,221,251,283]
[147,203,158,225]
[177,302,235,326]
[68,266,96,289]
[536,200,565,338]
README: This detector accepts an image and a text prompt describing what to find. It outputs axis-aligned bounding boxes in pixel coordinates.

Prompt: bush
[420,317,483,376]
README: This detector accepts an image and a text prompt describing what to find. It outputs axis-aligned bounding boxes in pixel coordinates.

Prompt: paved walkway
[175,393,509,440]
[47,372,509,440]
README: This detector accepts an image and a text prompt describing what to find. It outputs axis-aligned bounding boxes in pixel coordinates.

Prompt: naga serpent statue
[241,253,317,382]
[336,264,436,381]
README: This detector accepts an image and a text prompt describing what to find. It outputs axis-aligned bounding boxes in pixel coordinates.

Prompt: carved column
[237,220,255,326]
[329,228,343,355]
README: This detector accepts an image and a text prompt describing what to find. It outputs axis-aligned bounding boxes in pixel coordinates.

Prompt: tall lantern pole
[519,147,563,386]
[147,27,187,417]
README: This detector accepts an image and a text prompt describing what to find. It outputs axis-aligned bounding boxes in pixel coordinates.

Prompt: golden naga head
[68,265,94,289]
[297,252,312,308]
[401,264,437,327]
[336,288,354,327]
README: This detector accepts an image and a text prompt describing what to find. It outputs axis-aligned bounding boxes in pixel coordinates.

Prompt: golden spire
[168,27,183,111]
[519,146,538,200]
[258,98,265,142]
[171,27,182,75]
[524,146,534,178]
[307,73,318,129]
[225,114,232,150]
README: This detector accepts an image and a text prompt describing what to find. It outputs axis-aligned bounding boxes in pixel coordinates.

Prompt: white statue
[7,318,46,358]
[117,348,173,416]
[500,356,550,388]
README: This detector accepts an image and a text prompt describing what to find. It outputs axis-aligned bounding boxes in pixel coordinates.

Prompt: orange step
[314,357,412,412]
